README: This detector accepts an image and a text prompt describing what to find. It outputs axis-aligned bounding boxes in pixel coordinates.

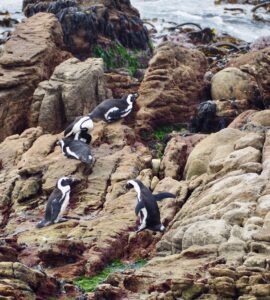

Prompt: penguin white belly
[138,207,148,231]
[56,191,70,222]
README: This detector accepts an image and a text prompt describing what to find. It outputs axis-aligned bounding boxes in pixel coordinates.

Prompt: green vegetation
[151,124,188,159]
[153,124,187,142]
[74,259,147,293]
[93,43,140,76]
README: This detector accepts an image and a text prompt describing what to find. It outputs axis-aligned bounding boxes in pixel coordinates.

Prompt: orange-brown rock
[0,13,71,141]
[228,47,270,108]
[135,42,207,135]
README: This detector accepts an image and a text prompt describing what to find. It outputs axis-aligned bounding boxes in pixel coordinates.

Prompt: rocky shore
[0,0,270,299]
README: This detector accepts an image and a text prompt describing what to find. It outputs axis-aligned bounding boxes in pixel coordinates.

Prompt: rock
[152,159,161,176]
[184,128,244,179]
[23,0,150,56]
[0,13,71,141]
[182,220,231,250]
[105,72,140,98]
[0,262,59,299]
[30,57,107,133]
[160,134,206,180]
[135,42,207,135]
[228,47,270,108]
[251,36,270,51]
[211,67,261,105]
[0,122,158,279]
[229,110,258,130]
[235,133,264,150]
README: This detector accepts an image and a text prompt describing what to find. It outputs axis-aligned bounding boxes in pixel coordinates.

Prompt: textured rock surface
[135,42,208,135]
[30,57,107,133]
[106,126,270,299]
[0,13,70,142]
[23,0,150,56]
[211,67,260,104]
[0,120,182,288]
[0,261,60,299]
[160,134,206,180]
[228,47,270,108]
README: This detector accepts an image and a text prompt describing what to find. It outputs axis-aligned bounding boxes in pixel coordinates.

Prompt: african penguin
[126,179,176,233]
[88,93,138,123]
[64,116,93,143]
[58,136,93,165]
[36,177,76,228]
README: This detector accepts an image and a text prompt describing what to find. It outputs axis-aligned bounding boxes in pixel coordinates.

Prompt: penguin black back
[58,137,93,165]
[89,94,137,122]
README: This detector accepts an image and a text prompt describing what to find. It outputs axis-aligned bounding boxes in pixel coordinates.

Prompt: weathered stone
[30,57,107,133]
[182,220,231,250]
[135,42,207,135]
[211,67,260,105]
[228,47,270,107]
[0,13,70,141]
[160,134,206,180]
[23,0,150,55]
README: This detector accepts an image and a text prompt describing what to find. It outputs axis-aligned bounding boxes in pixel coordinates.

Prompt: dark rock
[23,0,150,57]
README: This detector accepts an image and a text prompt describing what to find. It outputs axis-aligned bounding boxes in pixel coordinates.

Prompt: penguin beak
[133,93,139,101]
[70,178,81,185]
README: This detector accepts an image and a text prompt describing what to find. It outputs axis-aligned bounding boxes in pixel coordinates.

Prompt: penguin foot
[57,218,68,223]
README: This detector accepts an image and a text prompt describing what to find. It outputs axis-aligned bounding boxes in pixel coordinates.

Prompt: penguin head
[56,139,65,148]
[125,179,142,192]
[126,94,138,105]
[57,176,77,187]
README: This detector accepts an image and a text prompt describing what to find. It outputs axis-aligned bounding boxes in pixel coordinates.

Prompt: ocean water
[0,0,23,41]
[0,0,269,42]
[131,0,269,42]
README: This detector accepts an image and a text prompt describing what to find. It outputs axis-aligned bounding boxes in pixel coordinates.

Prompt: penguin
[58,136,93,165]
[126,179,176,232]
[89,93,138,123]
[64,116,93,143]
[36,177,76,228]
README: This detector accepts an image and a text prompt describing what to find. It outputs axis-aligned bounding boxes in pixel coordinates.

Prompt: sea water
[0,0,269,43]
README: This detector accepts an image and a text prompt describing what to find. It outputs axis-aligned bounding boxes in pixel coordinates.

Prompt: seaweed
[74,259,147,293]
[93,43,139,76]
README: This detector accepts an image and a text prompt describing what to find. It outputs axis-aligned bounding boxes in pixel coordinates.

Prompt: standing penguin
[58,136,93,165]
[126,179,176,232]
[89,94,137,123]
[36,177,76,228]
[64,116,93,144]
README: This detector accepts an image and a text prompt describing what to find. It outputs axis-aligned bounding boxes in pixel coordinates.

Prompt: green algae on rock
[74,259,147,293]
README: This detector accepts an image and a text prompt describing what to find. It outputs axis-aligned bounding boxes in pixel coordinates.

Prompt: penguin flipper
[51,199,61,223]
[135,201,145,215]
[105,108,121,122]
[64,117,81,137]
[154,192,176,201]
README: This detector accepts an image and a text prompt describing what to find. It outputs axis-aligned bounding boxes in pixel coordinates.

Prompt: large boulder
[228,47,270,107]
[135,42,208,135]
[211,67,260,104]
[23,0,150,56]
[0,262,59,299]
[30,57,107,133]
[160,134,206,180]
[0,13,71,142]
[0,120,181,281]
